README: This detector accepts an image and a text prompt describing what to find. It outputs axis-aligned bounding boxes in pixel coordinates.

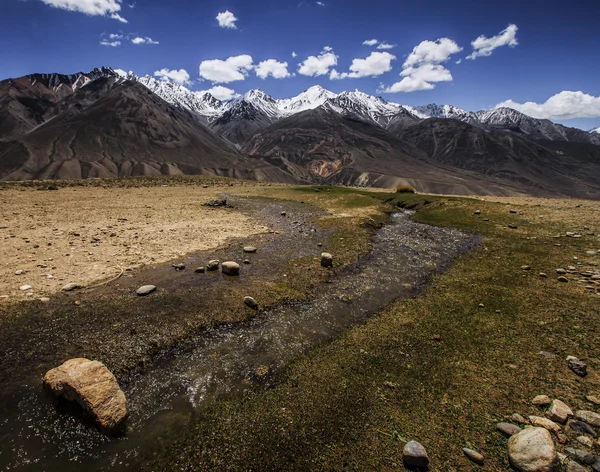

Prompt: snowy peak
[279,85,338,115]
[414,103,480,124]
[590,127,600,135]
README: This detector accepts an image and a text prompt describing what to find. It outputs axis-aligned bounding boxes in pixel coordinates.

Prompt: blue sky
[2,0,599,130]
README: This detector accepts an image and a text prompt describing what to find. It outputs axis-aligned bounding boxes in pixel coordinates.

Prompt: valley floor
[0,178,599,470]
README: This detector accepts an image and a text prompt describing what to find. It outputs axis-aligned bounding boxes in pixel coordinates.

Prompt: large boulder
[43,358,128,434]
[508,427,560,472]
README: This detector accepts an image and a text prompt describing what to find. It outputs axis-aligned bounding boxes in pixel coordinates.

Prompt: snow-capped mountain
[413,103,480,125]
[591,127,600,134]
[27,67,120,95]
[279,85,338,115]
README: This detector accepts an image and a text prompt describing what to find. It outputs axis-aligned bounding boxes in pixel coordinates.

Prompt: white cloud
[216,10,238,29]
[377,42,395,50]
[255,59,292,79]
[200,86,238,101]
[109,33,123,39]
[380,37,461,93]
[199,55,254,83]
[110,12,127,23]
[132,36,159,45]
[455,58,462,64]
[467,24,518,60]
[154,68,191,85]
[292,51,297,58]
[100,40,121,47]
[496,91,600,120]
[316,1,325,5]
[363,39,379,46]
[330,51,395,80]
[298,47,338,77]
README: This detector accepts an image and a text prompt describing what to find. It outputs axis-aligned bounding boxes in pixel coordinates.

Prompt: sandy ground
[0,183,271,302]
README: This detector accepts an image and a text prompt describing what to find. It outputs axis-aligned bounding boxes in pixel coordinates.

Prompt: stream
[0,210,477,471]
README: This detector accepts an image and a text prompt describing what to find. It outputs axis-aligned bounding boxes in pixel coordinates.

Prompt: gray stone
[15,269,24,275]
[568,420,598,437]
[62,282,81,292]
[558,276,569,283]
[207,260,220,271]
[173,263,185,271]
[244,296,258,310]
[403,441,429,468]
[497,422,521,437]
[462,448,484,464]
[569,359,588,377]
[474,210,481,215]
[556,268,567,274]
[563,458,590,472]
[508,428,560,472]
[533,395,552,406]
[243,246,257,253]
[539,273,548,278]
[547,400,573,424]
[510,209,518,214]
[565,448,595,465]
[529,416,562,434]
[522,265,532,271]
[39,297,50,303]
[321,253,333,268]
[222,261,240,276]
[576,410,600,427]
[576,435,593,448]
[19,285,32,291]
[511,413,529,424]
[136,285,156,296]
[195,267,206,273]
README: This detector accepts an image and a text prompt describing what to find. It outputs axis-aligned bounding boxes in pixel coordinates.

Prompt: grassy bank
[150,190,600,471]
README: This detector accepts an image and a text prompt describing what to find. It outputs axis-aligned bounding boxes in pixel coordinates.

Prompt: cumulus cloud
[199,55,254,83]
[298,47,338,77]
[40,0,127,22]
[200,85,238,101]
[255,59,292,79]
[132,36,159,45]
[377,42,395,50]
[292,51,297,58]
[363,39,379,46]
[467,24,518,60]
[109,33,123,39]
[496,91,600,120]
[100,40,121,47]
[154,68,191,85]
[330,51,395,80]
[380,38,461,93]
[216,10,238,29]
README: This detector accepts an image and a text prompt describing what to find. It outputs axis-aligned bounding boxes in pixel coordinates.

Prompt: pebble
[521,265,532,271]
[529,416,561,434]
[462,448,484,465]
[568,420,598,437]
[19,285,32,291]
[39,297,50,303]
[586,396,600,406]
[136,285,156,296]
[207,260,220,271]
[556,268,567,274]
[510,209,518,214]
[562,457,590,472]
[539,273,548,278]
[511,413,529,424]
[558,276,569,283]
[173,263,185,271]
[244,296,258,310]
[243,246,257,253]
[568,358,588,377]
[402,441,429,468]
[508,224,518,229]
[565,448,595,465]
[497,422,521,437]
[62,283,81,292]
[533,395,552,406]
[195,267,206,273]
[478,303,485,308]
[321,253,333,268]
[547,400,573,424]
[222,261,240,276]
[576,410,600,428]
[15,270,24,275]
[508,428,559,472]
[474,210,481,215]
[243,259,251,264]
[281,211,287,216]
[576,436,593,448]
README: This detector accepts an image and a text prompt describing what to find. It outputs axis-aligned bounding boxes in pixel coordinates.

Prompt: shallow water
[0,211,476,471]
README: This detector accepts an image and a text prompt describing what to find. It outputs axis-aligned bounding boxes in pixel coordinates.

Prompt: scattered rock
[43,358,128,434]
[432,334,442,341]
[529,416,562,434]
[195,267,206,273]
[172,263,185,271]
[136,285,156,296]
[207,260,220,271]
[568,420,598,438]
[474,210,481,215]
[556,268,567,275]
[281,211,287,216]
[565,448,595,465]
[243,259,251,264]
[510,209,518,214]
[62,282,81,292]
[478,303,485,308]
[244,296,258,310]
[508,224,518,229]
[576,436,593,448]
[402,441,429,468]
[19,285,32,291]
[511,413,529,424]
[39,297,50,303]
[15,269,24,275]
[568,358,588,377]
[562,457,590,472]
[243,246,257,253]
[497,422,521,437]
[558,276,569,283]
[540,273,548,278]
[321,253,333,268]
[522,265,532,271]
[540,351,558,358]
[203,199,230,208]
[508,427,560,472]
[586,396,600,406]
[462,448,484,465]
[547,400,573,424]
[222,261,240,276]
[533,395,552,406]
[576,411,600,428]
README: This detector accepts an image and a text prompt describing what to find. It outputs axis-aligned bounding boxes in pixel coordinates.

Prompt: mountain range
[1,67,599,198]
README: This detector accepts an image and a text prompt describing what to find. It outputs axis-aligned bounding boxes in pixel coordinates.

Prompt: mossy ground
[147,189,600,471]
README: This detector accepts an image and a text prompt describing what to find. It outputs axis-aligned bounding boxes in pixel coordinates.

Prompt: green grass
[148,190,600,471]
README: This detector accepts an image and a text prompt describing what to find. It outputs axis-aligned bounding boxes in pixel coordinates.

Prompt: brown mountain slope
[0,80,298,182]
[397,119,600,199]
[244,108,533,196]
